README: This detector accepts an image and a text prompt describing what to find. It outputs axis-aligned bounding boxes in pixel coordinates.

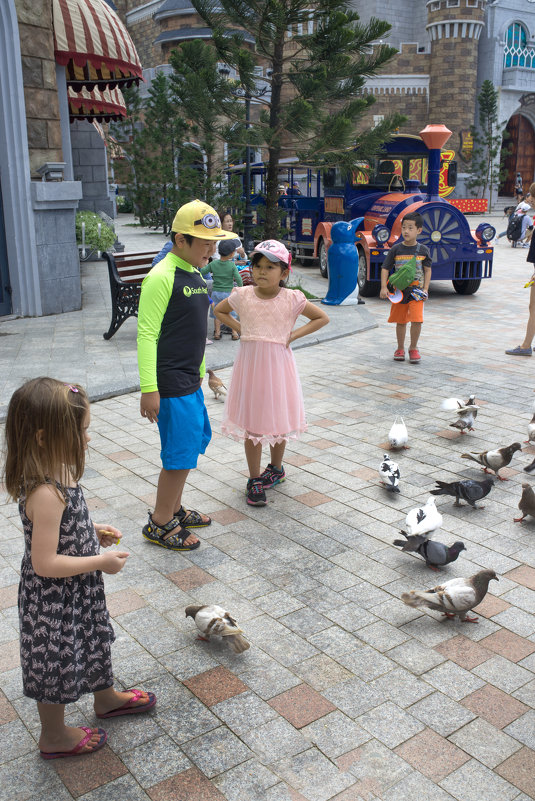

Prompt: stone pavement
[2,214,535,799]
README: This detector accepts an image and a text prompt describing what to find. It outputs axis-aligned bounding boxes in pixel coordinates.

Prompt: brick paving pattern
[1,224,535,798]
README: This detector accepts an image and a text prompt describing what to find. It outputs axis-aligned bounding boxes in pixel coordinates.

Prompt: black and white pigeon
[388,418,408,449]
[401,497,443,537]
[449,402,480,434]
[401,569,499,622]
[441,394,476,411]
[461,442,522,480]
[185,604,250,653]
[430,477,494,508]
[514,483,535,523]
[379,454,400,493]
[393,533,466,570]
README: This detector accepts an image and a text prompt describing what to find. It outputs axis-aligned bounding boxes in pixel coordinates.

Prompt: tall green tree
[191,0,404,236]
[467,80,508,211]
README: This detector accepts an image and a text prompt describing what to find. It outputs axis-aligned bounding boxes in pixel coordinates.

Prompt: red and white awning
[53,0,143,91]
[68,84,127,122]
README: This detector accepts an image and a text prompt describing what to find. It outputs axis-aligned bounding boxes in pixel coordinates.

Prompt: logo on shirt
[183,285,207,298]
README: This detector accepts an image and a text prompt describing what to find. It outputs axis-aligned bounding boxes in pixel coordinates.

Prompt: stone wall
[71,120,114,217]
[15,0,63,177]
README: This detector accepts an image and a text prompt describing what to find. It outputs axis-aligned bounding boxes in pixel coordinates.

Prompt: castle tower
[427,0,486,143]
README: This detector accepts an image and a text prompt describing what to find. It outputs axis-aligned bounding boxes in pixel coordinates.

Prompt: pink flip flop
[96,689,157,719]
[40,726,107,759]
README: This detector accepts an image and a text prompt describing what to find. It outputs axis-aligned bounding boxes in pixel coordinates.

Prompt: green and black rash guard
[137,252,209,398]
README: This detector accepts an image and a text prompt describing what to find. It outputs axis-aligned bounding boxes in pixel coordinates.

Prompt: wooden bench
[103,249,158,339]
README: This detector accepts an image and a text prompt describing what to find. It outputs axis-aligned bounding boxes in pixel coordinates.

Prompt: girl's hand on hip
[100,551,129,574]
[95,524,122,548]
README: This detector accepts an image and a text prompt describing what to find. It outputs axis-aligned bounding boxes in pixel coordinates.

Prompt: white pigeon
[379,453,400,493]
[388,417,408,449]
[185,604,250,653]
[401,569,498,622]
[526,401,535,443]
[401,497,443,537]
[441,394,475,411]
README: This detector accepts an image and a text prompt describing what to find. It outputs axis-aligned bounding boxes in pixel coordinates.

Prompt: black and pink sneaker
[260,464,286,489]
[246,478,267,506]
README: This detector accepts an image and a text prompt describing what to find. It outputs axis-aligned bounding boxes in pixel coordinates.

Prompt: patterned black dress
[18,484,115,703]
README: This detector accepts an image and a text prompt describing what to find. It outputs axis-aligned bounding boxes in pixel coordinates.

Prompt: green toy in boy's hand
[388,255,417,290]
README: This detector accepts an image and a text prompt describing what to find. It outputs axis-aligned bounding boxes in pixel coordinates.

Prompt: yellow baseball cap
[171,199,237,240]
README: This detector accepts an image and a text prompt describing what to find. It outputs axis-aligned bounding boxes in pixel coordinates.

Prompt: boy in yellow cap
[137,200,236,550]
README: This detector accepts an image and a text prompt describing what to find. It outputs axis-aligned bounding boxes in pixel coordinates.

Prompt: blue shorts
[157,388,212,470]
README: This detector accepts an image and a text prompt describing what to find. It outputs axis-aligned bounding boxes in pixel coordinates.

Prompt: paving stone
[78,774,152,800]
[337,645,395,680]
[387,638,446,674]
[370,667,434,707]
[504,565,535,590]
[307,626,360,659]
[293,653,354,691]
[272,747,355,801]
[121,735,191,788]
[0,754,75,801]
[409,690,477,736]
[323,676,386,718]
[180,725,252,778]
[448,717,522,768]
[357,701,425,748]
[240,662,302,699]
[354,620,410,652]
[490,607,535,637]
[212,759,280,801]
[183,666,248,707]
[461,684,529,729]
[343,739,413,795]
[504,710,535,749]
[147,766,226,800]
[156,697,219,744]
[300,710,371,759]
[241,717,310,763]
[381,770,457,801]
[278,607,332,636]
[159,645,219,681]
[480,629,535,662]
[434,634,493,669]
[423,660,486,700]
[495,746,535,799]
[268,684,336,728]
[394,727,470,782]
[440,758,519,801]
[472,656,533,693]
[210,690,278,736]
[53,745,128,797]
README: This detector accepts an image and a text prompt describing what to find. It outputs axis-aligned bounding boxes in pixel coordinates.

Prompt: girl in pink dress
[214,240,329,506]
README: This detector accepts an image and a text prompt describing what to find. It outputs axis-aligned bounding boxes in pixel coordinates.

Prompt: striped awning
[53,0,143,91]
[68,84,127,122]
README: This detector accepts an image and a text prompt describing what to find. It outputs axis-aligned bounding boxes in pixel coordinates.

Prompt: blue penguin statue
[322,217,364,306]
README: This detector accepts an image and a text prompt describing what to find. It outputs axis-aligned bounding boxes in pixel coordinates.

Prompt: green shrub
[117,195,134,213]
[75,211,116,251]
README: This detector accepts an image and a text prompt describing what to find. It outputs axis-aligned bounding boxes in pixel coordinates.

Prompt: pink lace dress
[221,286,307,445]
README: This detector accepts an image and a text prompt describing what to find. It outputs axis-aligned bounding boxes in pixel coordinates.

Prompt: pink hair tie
[65,384,79,393]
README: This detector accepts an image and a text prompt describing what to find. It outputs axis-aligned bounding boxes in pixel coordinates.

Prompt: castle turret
[427,0,486,144]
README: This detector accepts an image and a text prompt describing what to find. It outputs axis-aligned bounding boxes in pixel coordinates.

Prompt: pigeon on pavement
[207,369,227,400]
[461,442,521,480]
[379,454,400,493]
[401,569,499,622]
[388,418,408,450]
[393,533,466,570]
[430,477,494,508]
[401,497,443,537]
[449,403,480,434]
[526,404,535,444]
[185,604,250,653]
[441,394,476,411]
[514,483,535,523]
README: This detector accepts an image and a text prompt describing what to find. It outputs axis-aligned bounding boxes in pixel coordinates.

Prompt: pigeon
[388,418,408,449]
[441,394,476,411]
[526,403,535,444]
[401,497,443,537]
[401,569,499,622]
[207,369,227,400]
[514,483,535,523]
[449,403,480,434]
[393,534,466,570]
[461,442,522,480]
[524,458,535,474]
[430,477,494,509]
[185,604,250,653]
[379,454,400,493]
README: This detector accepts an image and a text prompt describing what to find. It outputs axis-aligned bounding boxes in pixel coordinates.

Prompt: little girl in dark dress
[3,377,156,759]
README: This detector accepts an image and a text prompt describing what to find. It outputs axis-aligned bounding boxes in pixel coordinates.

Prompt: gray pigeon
[379,454,400,493]
[430,477,494,508]
[393,534,466,570]
[185,604,250,653]
[514,483,535,523]
[401,569,499,622]
[461,443,521,480]
[449,402,479,434]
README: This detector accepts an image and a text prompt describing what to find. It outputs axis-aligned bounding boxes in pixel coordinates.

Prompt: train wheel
[318,239,328,278]
[357,246,379,297]
[452,279,481,295]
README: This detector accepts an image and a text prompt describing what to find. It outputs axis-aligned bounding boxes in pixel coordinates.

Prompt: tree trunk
[264,36,285,239]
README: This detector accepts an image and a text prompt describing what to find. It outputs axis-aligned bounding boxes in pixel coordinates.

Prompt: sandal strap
[157,525,191,548]
[177,506,208,527]
[148,513,181,536]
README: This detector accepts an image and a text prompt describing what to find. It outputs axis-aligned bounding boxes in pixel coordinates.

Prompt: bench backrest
[106,250,159,285]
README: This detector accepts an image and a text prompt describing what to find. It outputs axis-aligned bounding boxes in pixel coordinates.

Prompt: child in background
[201,238,243,340]
[3,377,156,759]
[214,240,329,506]
[380,211,432,363]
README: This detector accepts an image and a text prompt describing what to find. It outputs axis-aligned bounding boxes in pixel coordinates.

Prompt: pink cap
[251,240,292,271]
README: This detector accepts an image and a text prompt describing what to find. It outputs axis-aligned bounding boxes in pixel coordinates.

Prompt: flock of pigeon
[185,391,533,652]
[378,393,535,623]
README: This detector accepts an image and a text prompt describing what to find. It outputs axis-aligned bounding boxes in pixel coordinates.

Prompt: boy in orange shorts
[380,211,432,363]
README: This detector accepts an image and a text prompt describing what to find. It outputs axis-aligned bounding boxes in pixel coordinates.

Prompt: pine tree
[467,80,508,211]
[191,0,404,236]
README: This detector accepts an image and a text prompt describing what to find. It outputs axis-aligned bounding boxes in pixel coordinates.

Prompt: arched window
[504,22,534,69]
